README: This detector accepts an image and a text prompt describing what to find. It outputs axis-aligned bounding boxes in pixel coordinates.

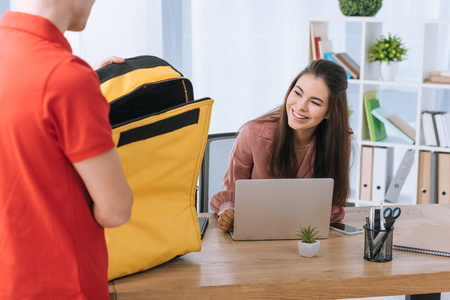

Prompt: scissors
[383,207,401,229]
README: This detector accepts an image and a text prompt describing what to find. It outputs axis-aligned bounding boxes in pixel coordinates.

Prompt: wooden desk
[109,205,450,299]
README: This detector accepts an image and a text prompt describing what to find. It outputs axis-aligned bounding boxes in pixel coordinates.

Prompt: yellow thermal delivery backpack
[97,56,213,280]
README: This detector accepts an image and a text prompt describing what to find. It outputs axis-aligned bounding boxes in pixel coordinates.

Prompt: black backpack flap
[97,55,194,127]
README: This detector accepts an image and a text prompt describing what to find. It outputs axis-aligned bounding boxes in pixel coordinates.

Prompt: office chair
[198,132,237,213]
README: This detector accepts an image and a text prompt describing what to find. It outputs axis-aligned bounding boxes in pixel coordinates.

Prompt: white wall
[187,0,449,134]
[68,0,163,66]
[6,0,449,134]
[7,0,163,66]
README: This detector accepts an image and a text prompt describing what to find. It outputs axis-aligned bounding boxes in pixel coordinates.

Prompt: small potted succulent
[296,224,320,258]
[368,33,408,81]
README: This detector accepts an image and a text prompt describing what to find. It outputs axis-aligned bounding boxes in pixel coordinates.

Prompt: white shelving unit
[308,17,450,206]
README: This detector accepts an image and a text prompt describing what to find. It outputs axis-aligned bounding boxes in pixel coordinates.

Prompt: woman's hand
[330,205,345,223]
[218,208,234,232]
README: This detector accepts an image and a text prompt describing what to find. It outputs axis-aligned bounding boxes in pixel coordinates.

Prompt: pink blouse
[209,121,345,222]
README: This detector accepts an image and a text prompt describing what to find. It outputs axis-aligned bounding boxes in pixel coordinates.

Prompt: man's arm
[73,148,133,228]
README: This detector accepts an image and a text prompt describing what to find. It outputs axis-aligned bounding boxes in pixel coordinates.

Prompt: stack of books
[425,70,450,84]
[331,52,360,79]
[310,22,330,60]
[310,23,360,79]
[421,111,450,147]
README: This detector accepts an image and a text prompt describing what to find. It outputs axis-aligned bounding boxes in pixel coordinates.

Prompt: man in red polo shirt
[0,0,133,299]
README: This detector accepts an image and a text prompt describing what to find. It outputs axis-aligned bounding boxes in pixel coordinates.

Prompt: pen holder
[363,225,394,262]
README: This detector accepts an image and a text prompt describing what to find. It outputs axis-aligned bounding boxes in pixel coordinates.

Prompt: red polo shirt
[0,11,115,299]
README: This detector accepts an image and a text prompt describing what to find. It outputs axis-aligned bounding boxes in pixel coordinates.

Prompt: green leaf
[296,224,319,243]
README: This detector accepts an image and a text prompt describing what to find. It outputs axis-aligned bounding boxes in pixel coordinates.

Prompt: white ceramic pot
[379,61,399,81]
[297,240,320,258]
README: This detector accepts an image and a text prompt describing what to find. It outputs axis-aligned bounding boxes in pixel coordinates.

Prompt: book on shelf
[318,40,333,60]
[388,114,416,142]
[310,22,328,60]
[421,111,449,147]
[371,107,415,144]
[331,52,360,79]
[425,75,450,84]
[363,91,387,142]
[324,52,351,79]
[426,70,450,84]
[314,37,322,59]
[429,70,450,77]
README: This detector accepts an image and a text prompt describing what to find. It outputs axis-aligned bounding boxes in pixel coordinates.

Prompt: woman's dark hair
[250,59,352,206]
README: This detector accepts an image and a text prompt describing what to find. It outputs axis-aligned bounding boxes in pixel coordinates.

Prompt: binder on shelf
[332,52,360,79]
[438,153,450,204]
[310,22,328,60]
[385,149,415,203]
[363,91,387,142]
[426,112,437,146]
[371,147,394,203]
[359,146,374,201]
[421,112,438,146]
[434,112,447,147]
[421,113,431,146]
[443,113,450,148]
[422,111,448,147]
[431,112,442,146]
[429,152,438,204]
[324,52,351,79]
[417,151,432,204]
[371,107,414,144]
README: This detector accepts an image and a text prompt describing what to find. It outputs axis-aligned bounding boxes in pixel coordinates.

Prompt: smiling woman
[286,74,330,140]
[210,59,353,232]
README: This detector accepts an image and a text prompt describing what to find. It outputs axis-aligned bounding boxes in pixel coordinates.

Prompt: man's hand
[93,56,125,71]
[218,208,234,232]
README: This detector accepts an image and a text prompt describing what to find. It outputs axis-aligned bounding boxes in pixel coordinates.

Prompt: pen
[369,206,374,241]
[380,201,386,259]
[365,216,373,258]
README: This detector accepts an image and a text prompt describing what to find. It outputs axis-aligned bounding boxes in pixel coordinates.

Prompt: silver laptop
[231,178,334,241]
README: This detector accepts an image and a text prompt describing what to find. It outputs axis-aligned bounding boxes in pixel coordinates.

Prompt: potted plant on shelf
[368,33,408,81]
[296,225,320,258]
[338,0,383,17]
